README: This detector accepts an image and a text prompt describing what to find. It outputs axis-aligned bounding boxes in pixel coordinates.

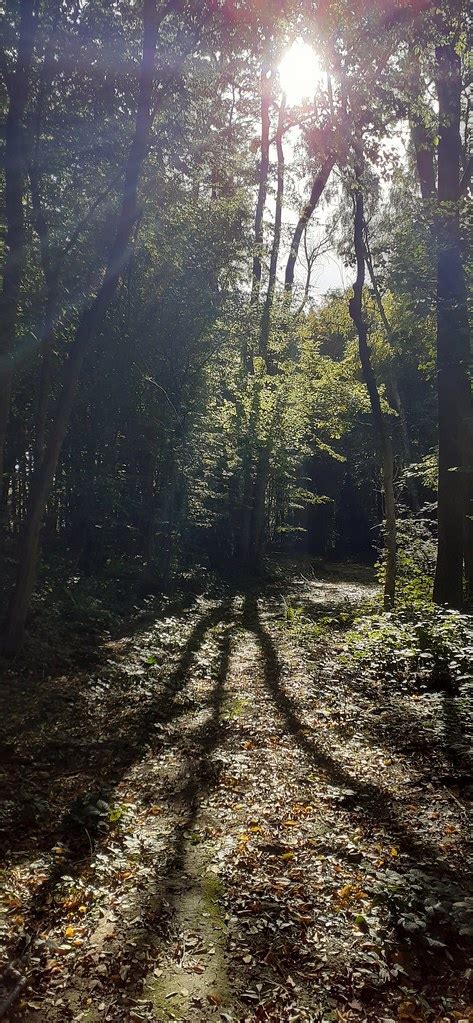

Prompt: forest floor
[0,561,472,1023]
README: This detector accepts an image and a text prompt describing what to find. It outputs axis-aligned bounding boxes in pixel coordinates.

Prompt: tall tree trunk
[284,154,335,297]
[28,12,62,465]
[363,231,420,513]
[259,93,286,363]
[250,65,272,310]
[29,163,58,464]
[238,62,273,562]
[410,113,437,202]
[249,96,286,564]
[0,0,36,498]
[433,44,472,608]
[3,0,159,654]
[349,186,397,610]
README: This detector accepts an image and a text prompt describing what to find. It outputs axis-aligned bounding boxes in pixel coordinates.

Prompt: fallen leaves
[0,578,471,1023]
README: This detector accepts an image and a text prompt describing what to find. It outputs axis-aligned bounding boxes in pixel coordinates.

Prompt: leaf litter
[0,566,471,1023]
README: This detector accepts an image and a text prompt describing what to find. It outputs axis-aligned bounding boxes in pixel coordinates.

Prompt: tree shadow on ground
[102,624,233,1003]
[0,598,235,970]
[13,613,233,1022]
[241,593,470,888]
[264,585,472,782]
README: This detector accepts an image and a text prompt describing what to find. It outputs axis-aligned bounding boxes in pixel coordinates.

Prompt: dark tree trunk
[433,44,472,608]
[410,115,437,202]
[349,186,397,610]
[250,66,272,310]
[28,163,58,464]
[28,14,62,465]
[363,232,420,513]
[259,94,286,363]
[284,154,335,296]
[3,0,159,654]
[238,62,273,563]
[249,96,286,564]
[0,0,36,496]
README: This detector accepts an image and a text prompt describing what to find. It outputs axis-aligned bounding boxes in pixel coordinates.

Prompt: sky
[272,39,408,304]
[275,40,349,302]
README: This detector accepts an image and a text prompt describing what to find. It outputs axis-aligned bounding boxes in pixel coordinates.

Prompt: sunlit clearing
[279,39,325,105]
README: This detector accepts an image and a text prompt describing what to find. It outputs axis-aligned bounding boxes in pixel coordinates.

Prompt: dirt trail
[1,568,472,1023]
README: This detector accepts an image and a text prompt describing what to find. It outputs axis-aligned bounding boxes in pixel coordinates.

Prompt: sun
[279,39,325,106]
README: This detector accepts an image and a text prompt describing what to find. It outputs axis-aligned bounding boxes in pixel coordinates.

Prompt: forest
[0,0,472,1021]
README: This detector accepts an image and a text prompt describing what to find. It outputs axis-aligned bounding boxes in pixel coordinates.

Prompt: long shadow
[307,663,468,772]
[265,587,472,781]
[0,598,235,976]
[278,592,470,773]
[141,621,230,904]
[241,593,471,889]
[49,621,233,1018]
[440,693,471,775]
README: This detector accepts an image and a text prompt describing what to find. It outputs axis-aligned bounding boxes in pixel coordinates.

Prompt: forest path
[1,565,472,1023]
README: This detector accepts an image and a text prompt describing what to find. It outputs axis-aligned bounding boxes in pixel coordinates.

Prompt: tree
[3,0,161,653]
[433,43,472,607]
[0,0,36,499]
[349,177,397,609]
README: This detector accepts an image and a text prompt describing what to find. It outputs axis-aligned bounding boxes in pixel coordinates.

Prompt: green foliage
[344,605,472,690]
[1,0,470,626]
[378,870,473,945]
[375,516,437,609]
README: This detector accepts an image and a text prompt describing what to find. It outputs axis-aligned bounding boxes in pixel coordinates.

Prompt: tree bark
[3,0,159,654]
[433,44,472,608]
[410,114,436,202]
[250,65,272,310]
[363,230,420,513]
[284,154,335,296]
[239,62,273,561]
[259,94,286,363]
[29,162,58,464]
[349,186,397,610]
[0,0,36,497]
[248,95,286,565]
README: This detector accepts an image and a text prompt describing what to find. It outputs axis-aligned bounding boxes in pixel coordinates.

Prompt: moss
[148,861,230,1020]
[201,868,224,920]
[222,695,248,720]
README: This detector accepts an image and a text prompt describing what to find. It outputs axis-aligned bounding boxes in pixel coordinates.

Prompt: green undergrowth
[342,604,473,690]
[282,593,473,692]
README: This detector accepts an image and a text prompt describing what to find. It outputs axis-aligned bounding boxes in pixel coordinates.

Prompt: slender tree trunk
[249,446,269,564]
[28,15,62,464]
[284,154,335,297]
[349,186,397,609]
[3,0,159,654]
[259,94,286,363]
[363,233,420,513]
[29,164,58,463]
[249,96,286,564]
[238,62,273,561]
[0,0,36,496]
[250,65,272,309]
[410,114,437,202]
[433,44,472,608]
